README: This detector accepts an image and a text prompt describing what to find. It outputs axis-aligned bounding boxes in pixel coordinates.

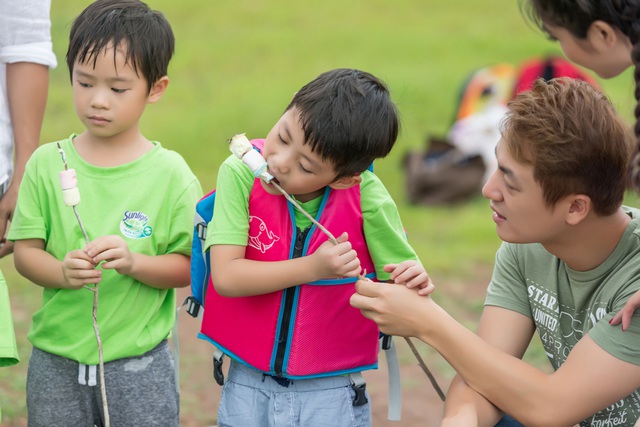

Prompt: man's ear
[147,76,169,104]
[565,194,591,226]
[329,174,362,190]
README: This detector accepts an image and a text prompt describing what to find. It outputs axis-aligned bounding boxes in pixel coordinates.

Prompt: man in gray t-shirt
[351,78,640,426]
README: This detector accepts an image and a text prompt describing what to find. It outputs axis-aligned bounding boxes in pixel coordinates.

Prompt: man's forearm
[442,375,503,427]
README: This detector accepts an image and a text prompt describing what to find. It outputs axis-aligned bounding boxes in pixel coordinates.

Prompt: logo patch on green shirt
[120,210,152,239]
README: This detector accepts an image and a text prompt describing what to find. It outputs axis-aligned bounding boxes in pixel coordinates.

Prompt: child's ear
[588,20,624,51]
[329,174,362,190]
[147,76,169,104]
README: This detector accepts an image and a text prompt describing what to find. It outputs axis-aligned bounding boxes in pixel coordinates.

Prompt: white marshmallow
[62,187,81,206]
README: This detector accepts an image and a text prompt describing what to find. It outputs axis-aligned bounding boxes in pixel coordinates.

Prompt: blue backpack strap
[185,188,217,317]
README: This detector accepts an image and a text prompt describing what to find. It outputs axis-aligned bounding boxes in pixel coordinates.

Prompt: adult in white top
[0,0,57,258]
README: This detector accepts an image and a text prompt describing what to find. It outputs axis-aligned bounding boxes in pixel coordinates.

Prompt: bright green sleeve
[0,270,19,368]
[360,171,420,281]
[205,155,255,250]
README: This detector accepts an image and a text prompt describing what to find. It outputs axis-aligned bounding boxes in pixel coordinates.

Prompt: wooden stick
[404,337,446,401]
[58,144,110,426]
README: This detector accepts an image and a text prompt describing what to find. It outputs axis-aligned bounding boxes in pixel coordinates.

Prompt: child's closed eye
[299,163,312,174]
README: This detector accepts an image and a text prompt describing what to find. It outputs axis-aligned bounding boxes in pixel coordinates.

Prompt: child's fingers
[610,311,622,326]
[335,232,349,244]
[383,264,398,273]
[416,281,436,296]
[391,265,424,285]
[621,312,632,331]
[610,308,632,331]
[610,303,637,332]
[404,272,430,288]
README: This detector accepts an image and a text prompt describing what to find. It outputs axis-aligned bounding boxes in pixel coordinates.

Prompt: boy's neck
[291,187,327,203]
[73,129,154,167]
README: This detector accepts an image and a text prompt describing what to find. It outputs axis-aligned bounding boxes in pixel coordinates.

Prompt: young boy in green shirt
[8,1,202,425]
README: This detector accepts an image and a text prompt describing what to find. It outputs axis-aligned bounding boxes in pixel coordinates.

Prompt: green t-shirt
[0,268,18,367]
[486,206,640,426]
[205,154,419,281]
[8,135,203,364]
[0,269,18,425]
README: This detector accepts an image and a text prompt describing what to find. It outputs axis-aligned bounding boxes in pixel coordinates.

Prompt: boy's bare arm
[210,231,361,297]
[14,239,101,289]
[118,252,190,289]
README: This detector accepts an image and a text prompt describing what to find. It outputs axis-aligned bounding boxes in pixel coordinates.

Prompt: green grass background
[1,0,638,424]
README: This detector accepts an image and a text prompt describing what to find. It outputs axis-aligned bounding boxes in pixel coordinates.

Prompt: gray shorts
[218,360,371,427]
[26,340,179,427]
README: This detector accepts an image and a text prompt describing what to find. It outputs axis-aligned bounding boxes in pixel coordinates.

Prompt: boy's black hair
[285,68,399,178]
[66,0,174,92]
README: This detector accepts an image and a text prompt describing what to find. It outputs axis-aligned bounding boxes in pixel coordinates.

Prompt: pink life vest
[199,157,380,379]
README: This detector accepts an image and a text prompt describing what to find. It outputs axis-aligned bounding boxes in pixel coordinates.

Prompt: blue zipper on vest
[273,226,310,376]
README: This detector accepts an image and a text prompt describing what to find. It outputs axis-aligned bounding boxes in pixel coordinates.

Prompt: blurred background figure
[0,0,57,258]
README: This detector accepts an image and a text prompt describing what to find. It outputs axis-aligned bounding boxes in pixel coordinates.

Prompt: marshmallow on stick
[59,169,81,206]
[227,133,338,245]
[228,133,274,183]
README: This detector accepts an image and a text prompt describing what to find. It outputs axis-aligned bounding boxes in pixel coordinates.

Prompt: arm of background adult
[0,62,50,257]
[351,282,640,426]
[0,0,57,258]
[441,306,535,427]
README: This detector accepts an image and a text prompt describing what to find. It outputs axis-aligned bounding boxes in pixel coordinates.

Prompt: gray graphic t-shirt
[486,207,640,426]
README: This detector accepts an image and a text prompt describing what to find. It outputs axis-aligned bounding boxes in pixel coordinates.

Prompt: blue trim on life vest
[307,271,376,285]
[287,201,297,259]
[197,332,277,376]
[279,362,379,380]
[307,187,332,243]
[198,332,379,379]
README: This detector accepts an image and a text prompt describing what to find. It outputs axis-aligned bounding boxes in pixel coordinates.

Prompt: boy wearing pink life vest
[204,68,431,427]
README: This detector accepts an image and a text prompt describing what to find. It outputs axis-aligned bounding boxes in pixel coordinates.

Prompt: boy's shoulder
[27,135,76,165]
[359,169,394,207]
